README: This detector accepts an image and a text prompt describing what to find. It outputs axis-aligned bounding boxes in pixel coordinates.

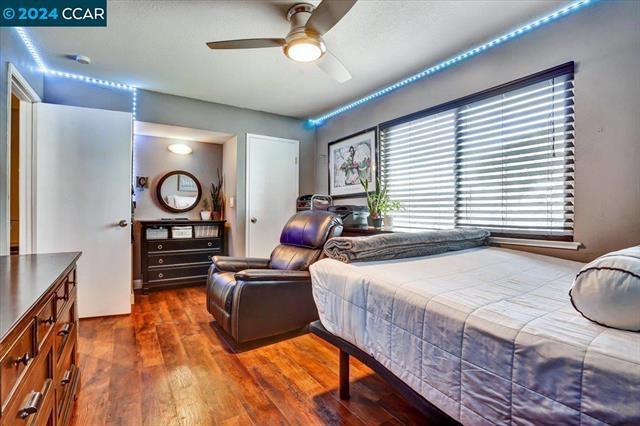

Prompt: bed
[310,246,640,425]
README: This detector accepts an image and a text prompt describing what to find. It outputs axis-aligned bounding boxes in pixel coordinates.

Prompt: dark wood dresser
[140,220,226,294]
[0,252,81,426]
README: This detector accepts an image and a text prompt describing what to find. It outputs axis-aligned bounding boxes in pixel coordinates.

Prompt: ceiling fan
[206,0,357,83]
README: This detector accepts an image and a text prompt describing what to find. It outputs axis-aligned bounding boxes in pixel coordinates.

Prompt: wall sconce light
[168,144,192,155]
[136,176,149,189]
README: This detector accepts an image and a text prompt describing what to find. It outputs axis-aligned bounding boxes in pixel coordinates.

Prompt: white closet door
[246,134,299,258]
[35,103,132,318]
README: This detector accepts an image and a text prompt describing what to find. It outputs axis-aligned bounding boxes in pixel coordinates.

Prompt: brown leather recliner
[206,210,343,345]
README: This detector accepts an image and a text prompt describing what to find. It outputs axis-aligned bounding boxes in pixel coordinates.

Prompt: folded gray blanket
[323,228,490,263]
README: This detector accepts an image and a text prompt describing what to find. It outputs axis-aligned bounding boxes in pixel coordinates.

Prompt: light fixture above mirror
[167,143,192,155]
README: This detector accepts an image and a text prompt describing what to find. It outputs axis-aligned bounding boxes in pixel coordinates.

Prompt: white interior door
[246,134,299,258]
[35,103,132,318]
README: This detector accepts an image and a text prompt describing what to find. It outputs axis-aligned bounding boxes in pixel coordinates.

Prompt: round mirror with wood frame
[156,170,202,213]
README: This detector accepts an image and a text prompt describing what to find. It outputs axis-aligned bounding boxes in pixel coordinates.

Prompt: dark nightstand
[341,226,394,237]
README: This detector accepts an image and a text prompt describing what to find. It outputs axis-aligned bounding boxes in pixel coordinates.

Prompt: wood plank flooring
[69,287,428,426]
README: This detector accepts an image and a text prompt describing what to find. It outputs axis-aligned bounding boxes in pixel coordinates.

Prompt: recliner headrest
[279,210,343,249]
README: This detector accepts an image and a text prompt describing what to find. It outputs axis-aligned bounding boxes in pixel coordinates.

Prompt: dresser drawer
[34,296,55,353]
[148,251,218,267]
[147,238,221,253]
[1,320,36,410]
[147,264,211,282]
[55,342,78,426]
[66,270,77,295]
[54,301,76,362]
[34,389,55,426]
[53,281,68,317]
[2,344,53,426]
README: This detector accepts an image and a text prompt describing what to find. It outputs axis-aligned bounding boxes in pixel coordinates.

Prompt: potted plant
[360,177,385,229]
[381,199,403,228]
[360,177,402,229]
[200,198,212,220]
[211,169,224,221]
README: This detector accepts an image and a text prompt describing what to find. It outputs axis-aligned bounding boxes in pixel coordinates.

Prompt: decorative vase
[212,211,222,221]
[200,211,211,220]
[368,216,383,229]
[383,215,394,229]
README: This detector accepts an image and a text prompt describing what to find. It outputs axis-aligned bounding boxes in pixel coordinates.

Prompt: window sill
[489,237,582,250]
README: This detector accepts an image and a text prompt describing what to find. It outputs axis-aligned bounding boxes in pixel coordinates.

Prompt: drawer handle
[58,323,72,337]
[158,273,164,279]
[207,255,212,261]
[14,352,31,366]
[157,244,163,250]
[40,315,55,325]
[158,258,164,264]
[56,293,68,302]
[68,280,77,288]
[61,369,73,386]
[18,391,43,419]
[207,242,213,247]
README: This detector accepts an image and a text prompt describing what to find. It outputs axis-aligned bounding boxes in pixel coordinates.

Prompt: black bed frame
[310,321,460,425]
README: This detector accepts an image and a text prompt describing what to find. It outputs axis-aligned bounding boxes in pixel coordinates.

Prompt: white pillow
[570,246,640,331]
[173,195,197,209]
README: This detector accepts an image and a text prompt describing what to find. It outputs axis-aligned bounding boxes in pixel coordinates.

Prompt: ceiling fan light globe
[284,38,325,62]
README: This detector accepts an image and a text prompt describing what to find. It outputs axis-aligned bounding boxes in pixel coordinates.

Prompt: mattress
[310,246,640,425]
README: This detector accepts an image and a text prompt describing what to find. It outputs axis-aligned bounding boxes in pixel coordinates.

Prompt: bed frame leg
[339,349,350,400]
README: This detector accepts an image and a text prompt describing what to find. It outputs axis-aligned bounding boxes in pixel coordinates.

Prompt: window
[380,63,575,240]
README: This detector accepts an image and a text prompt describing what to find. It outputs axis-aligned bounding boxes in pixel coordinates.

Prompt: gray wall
[314,1,640,263]
[0,28,45,254]
[43,74,132,112]
[137,90,316,256]
[222,136,239,256]
[133,135,223,220]
[132,134,223,281]
[38,81,316,257]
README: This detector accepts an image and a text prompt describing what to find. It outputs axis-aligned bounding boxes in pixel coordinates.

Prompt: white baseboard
[132,279,142,290]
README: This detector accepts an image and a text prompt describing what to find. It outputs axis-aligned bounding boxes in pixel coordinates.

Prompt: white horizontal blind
[380,66,575,240]
[380,110,456,230]
[457,74,575,238]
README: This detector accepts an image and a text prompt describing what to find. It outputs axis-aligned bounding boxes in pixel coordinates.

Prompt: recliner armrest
[235,269,310,282]
[230,269,317,343]
[212,256,270,273]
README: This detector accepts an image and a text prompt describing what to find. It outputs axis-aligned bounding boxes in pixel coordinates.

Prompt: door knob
[118,220,128,227]
[250,217,257,224]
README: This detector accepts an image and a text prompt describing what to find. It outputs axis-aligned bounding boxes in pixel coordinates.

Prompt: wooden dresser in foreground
[0,252,81,426]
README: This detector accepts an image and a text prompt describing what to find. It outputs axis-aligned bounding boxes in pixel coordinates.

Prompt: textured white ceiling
[30,1,569,118]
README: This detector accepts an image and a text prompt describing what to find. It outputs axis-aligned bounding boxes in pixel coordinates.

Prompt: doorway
[9,94,19,254]
[245,134,299,258]
[2,64,41,256]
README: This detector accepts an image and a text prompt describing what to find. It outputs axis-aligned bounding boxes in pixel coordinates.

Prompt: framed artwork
[328,127,378,199]
[177,174,198,192]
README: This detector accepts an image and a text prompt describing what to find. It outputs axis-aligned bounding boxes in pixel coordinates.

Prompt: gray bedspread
[323,228,490,263]
[311,247,640,425]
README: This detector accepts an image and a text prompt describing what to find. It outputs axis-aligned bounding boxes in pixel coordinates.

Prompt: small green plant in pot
[210,168,224,221]
[360,177,402,229]
[200,198,212,220]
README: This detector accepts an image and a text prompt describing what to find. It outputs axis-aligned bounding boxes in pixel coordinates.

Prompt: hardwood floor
[69,287,427,426]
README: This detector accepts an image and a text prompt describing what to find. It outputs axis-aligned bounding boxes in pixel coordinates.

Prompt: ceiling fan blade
[206,38,285,50]
[306,0,357,36]
[316,51,352,83]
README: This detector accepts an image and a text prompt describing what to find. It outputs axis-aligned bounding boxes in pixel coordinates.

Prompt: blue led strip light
[307,0,597,127]
[13,27,138,119]
[13,27,47,71]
